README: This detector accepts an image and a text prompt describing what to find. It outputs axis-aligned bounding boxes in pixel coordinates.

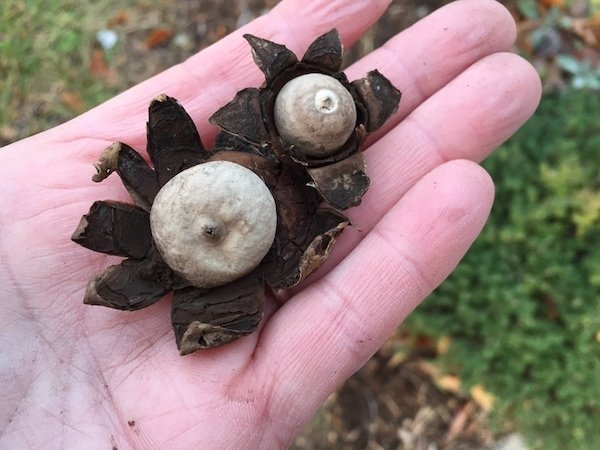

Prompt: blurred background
[1,1,599,449]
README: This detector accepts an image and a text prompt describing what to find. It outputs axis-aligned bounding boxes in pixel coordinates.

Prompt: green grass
[0,0,131,142]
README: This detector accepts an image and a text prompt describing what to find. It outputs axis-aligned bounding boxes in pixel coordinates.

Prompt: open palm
[0,0,541,448]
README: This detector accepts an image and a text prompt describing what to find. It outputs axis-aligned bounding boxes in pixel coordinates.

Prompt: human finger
[251,160,495,439]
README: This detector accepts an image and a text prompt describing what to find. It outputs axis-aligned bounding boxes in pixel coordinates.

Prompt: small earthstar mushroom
[274,73,357,157]
[150,161,277,289]
[210,29,401,210]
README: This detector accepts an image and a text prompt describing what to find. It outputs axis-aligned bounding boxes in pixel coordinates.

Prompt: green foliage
[406,90,600,449]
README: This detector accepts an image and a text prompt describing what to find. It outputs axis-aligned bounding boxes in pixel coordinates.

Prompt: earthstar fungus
[211,29,401,209]
[150,161,277,289]
[72,30,401,355]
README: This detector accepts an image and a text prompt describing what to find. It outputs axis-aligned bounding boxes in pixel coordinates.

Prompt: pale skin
[0,0,541,448]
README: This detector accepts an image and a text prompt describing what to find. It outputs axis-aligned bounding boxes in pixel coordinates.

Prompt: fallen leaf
[146,28,173,48]
[438,375,461,393]
[386,351,407,369]
[60,91,85,112]
[572,14,600,47]
[214,24,228,40]
[89,48,118,85]
[414,334,434,351]
[108,10,129,26]
[90,48,110,78]
[470,384,495,412]
[541,0,565,8]
[437,336,452,355]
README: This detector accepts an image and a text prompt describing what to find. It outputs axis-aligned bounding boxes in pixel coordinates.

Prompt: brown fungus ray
[172,272,265,355]
[72,200,153,259]
[301,29,343,72]
[147,94,207,187]
[92,142,159,211]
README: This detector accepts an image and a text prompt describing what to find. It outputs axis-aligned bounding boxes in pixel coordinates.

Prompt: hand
[0,0,541,448]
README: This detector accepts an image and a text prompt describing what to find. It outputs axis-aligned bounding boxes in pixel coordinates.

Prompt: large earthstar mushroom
[150,161,277,289]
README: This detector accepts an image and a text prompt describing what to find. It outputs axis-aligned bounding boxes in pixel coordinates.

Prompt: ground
[291,338,497,450]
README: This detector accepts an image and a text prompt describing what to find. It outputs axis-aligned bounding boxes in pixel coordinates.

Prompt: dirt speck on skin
[127,420,136,427]
[111,433,118,450]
